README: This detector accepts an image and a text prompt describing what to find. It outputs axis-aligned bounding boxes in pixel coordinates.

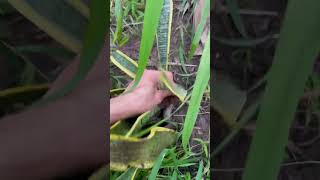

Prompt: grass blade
[225,0,248,37]
[116,168,138,180]
[156,0,173,70]
[188,0,209,59]
[182,33,210,151]
[35,0,108,105]
[148,149,169,180]
[242,1,320,180]
[195,161,203,180]
[127,0,164,92]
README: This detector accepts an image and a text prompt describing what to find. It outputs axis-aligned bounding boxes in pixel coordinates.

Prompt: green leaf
[110,127,176,171]
[113,0,124,44]
[148,149,169,180]
[34,0,108,105]
[125,108,160,137]
[159,71,187,101]
[182,33,210,151]
[225,0,248,37]
[195,161,203,180]
[214,34,278,47]
[188,0,209,59]
[213,98,260,156]
[65,0,89,19]
[116,168,138,180]
[8,0,88,53]
[156,0,173,70]
[111,50,138,78]
[212,72,247,126]
[0,84,48,108]
[127,0,164,92]
[15,45,75,60]
[242,1,320,180]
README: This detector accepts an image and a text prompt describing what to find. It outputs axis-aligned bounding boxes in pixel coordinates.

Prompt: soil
[213,0,320,180]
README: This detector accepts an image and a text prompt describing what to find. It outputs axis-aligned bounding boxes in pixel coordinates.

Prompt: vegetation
[110,0,210,179]
[213,0,320,179]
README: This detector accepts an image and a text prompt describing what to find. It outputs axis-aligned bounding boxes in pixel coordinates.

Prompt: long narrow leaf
[35,0,108,105]
[116,168,138,180]
[113,0,123,44]
[156,0,173,70]
[8,0,88,52]
[225,0,248,37]
[242,1,320,180]
[195,161,203,180]
[127,0,164,92]
[182,33,210,150]
[148,149,169,180]
[188,0,209,59]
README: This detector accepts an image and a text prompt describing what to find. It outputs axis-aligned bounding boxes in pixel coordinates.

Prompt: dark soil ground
[213,0,320,180]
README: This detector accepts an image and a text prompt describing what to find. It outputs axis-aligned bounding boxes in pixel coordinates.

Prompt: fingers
[142,70,174,84]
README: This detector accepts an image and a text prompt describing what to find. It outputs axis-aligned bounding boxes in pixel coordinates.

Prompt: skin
[0,42,174,179]
[110,70,173,124]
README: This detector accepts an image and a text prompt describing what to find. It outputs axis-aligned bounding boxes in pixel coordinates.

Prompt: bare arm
[0,44,108,179]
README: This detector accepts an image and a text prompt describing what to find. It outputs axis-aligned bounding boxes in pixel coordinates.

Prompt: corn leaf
[127,0,164,92]
[188,0,209,59]
[8,0,88,53]
[156,0,173,70]
[34,0,108,105]
[182,33,210,151]
[242,0,320,179]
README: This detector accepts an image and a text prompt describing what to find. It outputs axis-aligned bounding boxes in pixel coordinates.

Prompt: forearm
[0,97,106,179]
[110,93,141,124]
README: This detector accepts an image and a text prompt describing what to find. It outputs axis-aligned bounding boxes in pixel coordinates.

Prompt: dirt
[213,0,320,179]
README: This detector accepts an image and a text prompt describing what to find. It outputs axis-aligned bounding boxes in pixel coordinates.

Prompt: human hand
[110,70,174,124]
[126,70,174,114]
